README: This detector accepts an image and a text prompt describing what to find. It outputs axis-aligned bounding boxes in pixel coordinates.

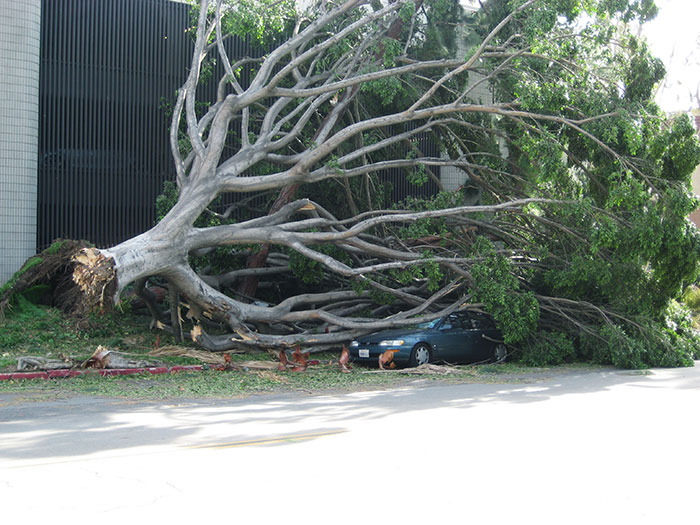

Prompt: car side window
[441,315,463,330]
[469,314,495,330]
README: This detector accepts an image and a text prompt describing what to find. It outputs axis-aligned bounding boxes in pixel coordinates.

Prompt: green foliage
[406,148,429,186]
[386,253,444,293]
[599,324,648,369]
[655,115,700,183]
[398,1,415,22]
[469,238,540,344]
[0,256,44,301]
[421,256,444,292]
[360,74,403,107]
[289,251,325,285]
[192,0,295,45]
[144,0,699,372]
[493,10,700,355]
[577,304,700,369]
[43,240,68,255]
[662,301,700,361]
[519,331,576,366]
[595,322,696,369]
[155,181,180,224]
[289,244,352,286]
[398,191,464,241]
[681,286,700,314]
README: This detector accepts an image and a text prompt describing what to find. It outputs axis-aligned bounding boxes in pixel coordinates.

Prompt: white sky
[641,0,700,112]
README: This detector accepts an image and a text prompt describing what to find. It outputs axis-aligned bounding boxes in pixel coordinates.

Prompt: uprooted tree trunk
[21,0,698,359]
[72,192,554,350]
[60,0,549,350]
[0,239,100,319]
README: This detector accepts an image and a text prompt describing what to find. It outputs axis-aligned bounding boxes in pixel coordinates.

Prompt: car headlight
[349,341,359,347]
[379,339,405,346]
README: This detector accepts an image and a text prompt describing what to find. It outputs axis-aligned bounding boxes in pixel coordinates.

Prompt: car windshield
[414,318,441,330]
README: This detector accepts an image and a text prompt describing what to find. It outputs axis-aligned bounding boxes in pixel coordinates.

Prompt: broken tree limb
[82,346,160,369]
[16,355,79,371]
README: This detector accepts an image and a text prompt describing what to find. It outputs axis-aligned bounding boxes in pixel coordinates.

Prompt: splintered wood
[82,345,160,369]
[71,248,117,314]
[149,345,234,365]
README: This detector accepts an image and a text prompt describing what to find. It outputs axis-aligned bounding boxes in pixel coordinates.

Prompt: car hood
[355,328,425,343]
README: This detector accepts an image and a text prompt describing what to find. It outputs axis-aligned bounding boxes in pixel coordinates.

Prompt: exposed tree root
[148,345,239,365]
[0,239,101,318]
[71,248,118,315]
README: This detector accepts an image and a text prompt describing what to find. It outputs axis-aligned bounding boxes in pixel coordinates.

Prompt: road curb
[0,365,206,382]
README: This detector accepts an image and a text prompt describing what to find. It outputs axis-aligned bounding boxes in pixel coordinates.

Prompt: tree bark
[237,183,300,299]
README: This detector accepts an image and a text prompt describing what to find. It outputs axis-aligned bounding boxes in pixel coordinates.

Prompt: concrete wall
[0,0,41,284]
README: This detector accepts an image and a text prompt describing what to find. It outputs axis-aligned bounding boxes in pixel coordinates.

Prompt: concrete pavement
[1,365,698,523]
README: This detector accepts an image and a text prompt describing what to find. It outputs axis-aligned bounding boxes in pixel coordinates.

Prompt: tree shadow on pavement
[0,364,697,462]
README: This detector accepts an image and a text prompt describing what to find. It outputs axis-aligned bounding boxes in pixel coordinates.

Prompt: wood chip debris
[394,364,466,375]
[148,345,229,365]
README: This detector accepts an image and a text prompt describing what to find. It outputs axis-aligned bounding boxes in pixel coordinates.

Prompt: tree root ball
[71,247,118,315]
[0,239,117,318]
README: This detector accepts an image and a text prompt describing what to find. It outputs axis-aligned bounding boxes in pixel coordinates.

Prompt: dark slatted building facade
[39,0,194,248]
[0,0,443,284]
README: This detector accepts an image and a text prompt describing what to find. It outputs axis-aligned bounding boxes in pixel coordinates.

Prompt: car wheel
[491,343,507,363]
[409,343,431,367]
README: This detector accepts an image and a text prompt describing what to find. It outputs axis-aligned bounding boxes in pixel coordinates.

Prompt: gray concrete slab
[1,365,698,523]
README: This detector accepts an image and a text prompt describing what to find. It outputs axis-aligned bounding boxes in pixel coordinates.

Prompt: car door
[466,313,499,362]
[432,315,474,363]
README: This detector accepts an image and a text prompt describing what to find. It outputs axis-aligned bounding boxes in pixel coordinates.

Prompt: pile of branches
[11,0,699,369]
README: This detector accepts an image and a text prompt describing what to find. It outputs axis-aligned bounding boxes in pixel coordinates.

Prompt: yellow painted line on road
[188,429,347,449]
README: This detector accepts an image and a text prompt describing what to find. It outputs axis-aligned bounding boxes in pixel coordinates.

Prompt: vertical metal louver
[37,0,438,250]
[38,0,197,248]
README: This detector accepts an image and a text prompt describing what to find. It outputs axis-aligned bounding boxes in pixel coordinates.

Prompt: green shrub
[470,237,540,344]
[681,285,700,315]
[577,330,613,365]
[656,302,700,363]
[579,314,697,369]
[43,239,69,255]
[4,294,48,319]
[600,324,648,369]
[0,256,44,297]
[519,331,576,366]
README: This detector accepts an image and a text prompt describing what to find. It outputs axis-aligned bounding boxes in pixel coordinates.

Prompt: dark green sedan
[348,312,506,367]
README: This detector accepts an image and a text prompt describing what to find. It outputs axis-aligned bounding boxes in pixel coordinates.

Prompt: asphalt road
[1,365,699,524]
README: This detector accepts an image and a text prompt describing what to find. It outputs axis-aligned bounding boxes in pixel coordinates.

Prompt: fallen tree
[12,0,700,367]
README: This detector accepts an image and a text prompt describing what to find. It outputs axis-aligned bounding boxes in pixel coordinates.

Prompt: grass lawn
[0,301,605,401]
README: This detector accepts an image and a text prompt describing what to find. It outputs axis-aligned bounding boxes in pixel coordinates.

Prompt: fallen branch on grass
[16,355,78,371]
[148,345,229,366]
[82,346,160,369]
